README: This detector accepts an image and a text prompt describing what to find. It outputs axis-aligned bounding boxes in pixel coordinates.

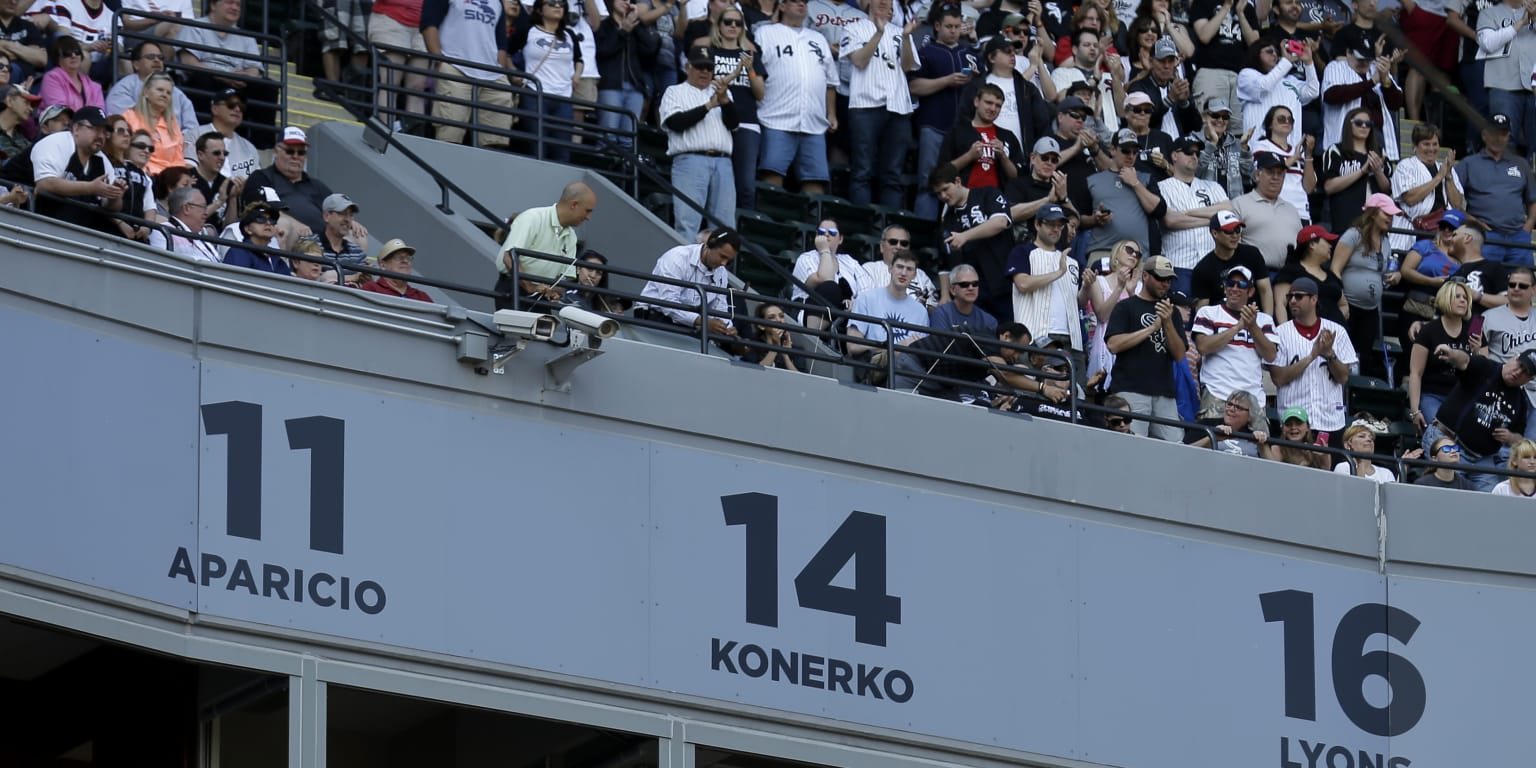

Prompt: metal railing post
[698,291,710,353]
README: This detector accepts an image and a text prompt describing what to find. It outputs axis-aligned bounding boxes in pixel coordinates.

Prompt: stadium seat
[884,209,942,253]
[809,194,877,238]
[756,183,812,222]
[1347,375,1406,420]
[737,209,801,255]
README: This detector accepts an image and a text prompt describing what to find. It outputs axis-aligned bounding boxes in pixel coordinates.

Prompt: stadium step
[267,61,361,131]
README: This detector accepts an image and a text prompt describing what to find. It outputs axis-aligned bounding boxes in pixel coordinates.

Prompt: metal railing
[112,9,289,146]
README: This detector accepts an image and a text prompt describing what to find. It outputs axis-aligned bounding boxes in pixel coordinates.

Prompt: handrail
[360,118,506,226]
[112,9,289,143]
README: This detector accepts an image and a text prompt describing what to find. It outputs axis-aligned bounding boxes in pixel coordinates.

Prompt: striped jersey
[757,23,838,133]
[840,18,916,112]
[1191,303,1277,411]
[1157,175,1228,270]
[1270,318,1357,432]
[1320,59,1400,161]
[1236,58,1319,152]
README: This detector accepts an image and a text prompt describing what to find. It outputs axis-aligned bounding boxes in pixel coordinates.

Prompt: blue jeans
[1483,228,1535,267]
[671,152,736,239]
[733,126,762,210]
[1462,59,1489,152]
[913,124,946,219]
[848,107,912,208]
[597,81,645,150]
[1489,87,1536,158]
[1422,422,1505,491]
[531,97,575,162]
[1418,392,1445,455]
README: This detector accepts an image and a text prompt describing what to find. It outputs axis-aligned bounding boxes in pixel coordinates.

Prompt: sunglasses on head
[885,237,909,246]
[1225,279,1252,289]
[952,280,980,288]
[817,227,839,236]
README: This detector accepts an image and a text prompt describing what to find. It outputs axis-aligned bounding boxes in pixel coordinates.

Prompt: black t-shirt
[1005,172,1058,242]
[35,147,114,235]
[0,15,47,82]
[1455,260,1509,315]
[1414,472,1475,490]
[1129,131,1174,182]
[710,47,767,125]
[1106,293,1186,397]
[942,186,1016,301]
[1412,317,1472,396]
[1437,355,1529,457]
[1319,146,1390,233]
[1053,132,1097,212]
[1188,0,1261,71]
[1273,262,1347,326]
[1191,244,1269,307]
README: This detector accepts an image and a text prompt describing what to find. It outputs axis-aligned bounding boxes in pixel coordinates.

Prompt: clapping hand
[1155,297,1173,322]
[1239,302,1258,328]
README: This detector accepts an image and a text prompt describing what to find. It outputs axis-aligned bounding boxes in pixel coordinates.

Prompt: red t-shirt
[968,125,1001,190]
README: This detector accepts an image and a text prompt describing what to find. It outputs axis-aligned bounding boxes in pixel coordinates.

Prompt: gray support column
[289,655,327,768]
[659,721,695,768]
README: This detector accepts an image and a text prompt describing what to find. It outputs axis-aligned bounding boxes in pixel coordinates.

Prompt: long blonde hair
[134,72,179,132]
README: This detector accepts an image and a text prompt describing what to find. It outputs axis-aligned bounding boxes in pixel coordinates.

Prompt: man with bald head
[496,181,598,310]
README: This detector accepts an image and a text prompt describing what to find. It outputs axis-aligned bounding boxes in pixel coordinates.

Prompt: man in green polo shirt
[495,181,598,310]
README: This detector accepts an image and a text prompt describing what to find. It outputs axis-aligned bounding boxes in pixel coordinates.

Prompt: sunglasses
[281,146,308,155]
[721,17,743,25]
[1217,226,1246,234]
[1437,444,1461,454]
[130,142,154,151]
[249,215,276,225]
[1145,272,1172,282]
[1064,111,1088,120]
[1106,417,1129,427]
[61,49,83,58]
[885,238,909,246]
[206,149,228,156]
[1208,113,1230,120]
[817,227,839,236]
[1351,119,1374,128]
[1123,247,1142,258]
[1286,292,1313,300]
[1224,279,1252,289]
[112,127,132,135]
[952,280,980,288]
[1127,106,1153,115]
[1274,115,1294,124]
[1510,282,1533,290]
[1118,144,1138,153]
[218,101,245,110]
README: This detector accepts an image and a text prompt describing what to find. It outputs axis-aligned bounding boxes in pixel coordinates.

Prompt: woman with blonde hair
[123,72,184,175]
[1407,280,1473,447]
[1086,239,1142,384]
[1333,424,1398,484]
[1491,439,1536,497]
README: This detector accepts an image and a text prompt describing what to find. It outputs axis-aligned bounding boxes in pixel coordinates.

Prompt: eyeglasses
[281,146,308,155]
[1224,279,1252,289]
[952,280,980,288]
[1274,114,1294,124]
[1286,292,1313,300]
[885,238,909,246]
[1106,417,1129,427]
[1127,106,1153,115]
[1225,402,1249,412]
[721,17,743,25]
[139,52,165,61]
[186,202,207,210]
[1437,444,1461,454]
[1351,119,1374,128]
[112,127,132,136]
[817,227,839,236]
[130,142,154,151]
[1511,282,1534,290]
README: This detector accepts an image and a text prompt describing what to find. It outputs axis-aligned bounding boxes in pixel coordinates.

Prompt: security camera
[493,309,559,342]
[557,305,618,340]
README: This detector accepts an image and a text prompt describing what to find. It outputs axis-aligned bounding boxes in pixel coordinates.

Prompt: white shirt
[807,0,867,94]
[1270,318,1358,432]
[166,216,220,262]
[522,25,578,95]
[1191,303,1278,412]
[659,81,735,155]
[182,122,260,180]
[985,73,1024,143]
[1492,479,1536,497]
[639,243,735,328]
[1237,58,1319,151]
[432,0,508,80]
[1389,154,1465,254]
[31,130,106,183]
[1320,60,1399,161]
[756,23,838,133]
[1157,175,1229,270]
[35,0,114,58]
[1333,462,1396,484]
[841,18,915,113]
[790,249,876,302]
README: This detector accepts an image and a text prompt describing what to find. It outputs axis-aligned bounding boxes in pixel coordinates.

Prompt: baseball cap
[377,238,417,261]
[1364,192,1403,216]
[257,186,289,210]
[213,87,244,105]
[1210,210,1243,232]
[1032,136,1062,156]
[686,46,713,69]
[1347,44,1371,60]
[1115,128,1140,146]
[6,85,39,104]
[1296,224,1339,245]
[1057,96,1090,115]
[1439,209,1467,229]
[322,193,359,213]
[240,202,280,226]
[1223,265,1253,282]
[1519,349,1536,377]
[280,126,308,145]
[983,36,1014,58]
[1204,97,1231,115]
[1290,276,1320,296]
[1036,203,1066,222]
[1491,114,1513,131]
[1172,135,1204,154]
[1141,255,1176,279]
[1254,151,1286,169]
[1123,90,1153,109]
[38,104,72,125]
[1153,37,1178,59]
[1000,11,1026,27]
[1281,406,1310,424]
[72,106,107,127]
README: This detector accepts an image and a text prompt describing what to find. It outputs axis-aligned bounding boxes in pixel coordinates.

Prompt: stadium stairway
[269,61,361,131]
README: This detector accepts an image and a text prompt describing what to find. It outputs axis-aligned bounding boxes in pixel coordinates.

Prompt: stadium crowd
[4,0,1536,491]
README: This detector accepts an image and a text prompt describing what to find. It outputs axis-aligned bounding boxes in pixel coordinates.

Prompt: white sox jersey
[1270,318,1357,432]
[1158,175,1229,270]
[756,23,838,133]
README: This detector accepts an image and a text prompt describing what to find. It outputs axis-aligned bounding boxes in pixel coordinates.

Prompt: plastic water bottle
[1386,253,1400,273]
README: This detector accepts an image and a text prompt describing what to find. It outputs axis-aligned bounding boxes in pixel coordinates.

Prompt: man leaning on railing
[496,181,596,310]
[636,227,742,339]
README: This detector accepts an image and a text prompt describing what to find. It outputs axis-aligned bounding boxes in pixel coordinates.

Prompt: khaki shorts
[572,78,598,103]
[369,13,425,52]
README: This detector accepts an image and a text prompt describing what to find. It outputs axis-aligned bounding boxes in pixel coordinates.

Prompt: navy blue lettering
[857,664,885,699]
[309,572,336,607]
[740,644,768,677]
[263,564,290,599]
[707,638,911,704]
[883,670,913,703]
[826,659,853,693]
[356,581,386,614]
[1302,739,1326,767]
[1387,759,1410,768]
[1326,745,1352,768]
[227,559,257,594]
[1357,751,1381,768]
[200,553,227,586]
[771,647,797,683]
[711,638,738,673]
[294,568,304,603]
[168,547,195,582]
[801,654,825,688]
